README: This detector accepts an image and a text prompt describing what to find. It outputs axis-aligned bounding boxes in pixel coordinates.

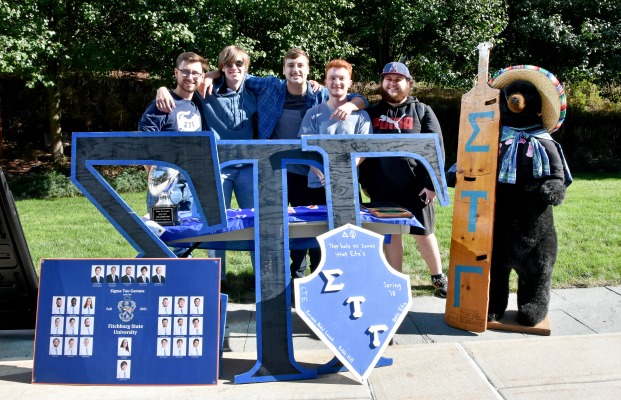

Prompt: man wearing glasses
[138,52,207,249]
[139,51,206,132]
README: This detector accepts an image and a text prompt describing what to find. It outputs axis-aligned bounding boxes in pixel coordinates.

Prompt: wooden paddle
[445,42,500,332]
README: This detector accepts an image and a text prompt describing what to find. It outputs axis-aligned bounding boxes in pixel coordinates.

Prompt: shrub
[6,165,147,199]
[106,167,148,193]
[8,169,81,199]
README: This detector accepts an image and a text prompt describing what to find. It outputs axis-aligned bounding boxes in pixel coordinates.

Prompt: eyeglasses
[225,60,245,69]
[178,69,202,78]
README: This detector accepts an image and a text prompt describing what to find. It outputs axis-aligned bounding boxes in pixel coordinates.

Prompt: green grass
[17,194,142,262]
[15,174,621,301]
[552,174,621,287]
[16,191,256,301]
[402,174,621,295]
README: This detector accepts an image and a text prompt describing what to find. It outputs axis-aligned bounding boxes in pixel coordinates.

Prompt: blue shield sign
[294,224,412,383]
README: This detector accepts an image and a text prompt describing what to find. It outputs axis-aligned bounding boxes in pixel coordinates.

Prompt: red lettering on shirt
[373,116,416,132]
[402,117,414,130]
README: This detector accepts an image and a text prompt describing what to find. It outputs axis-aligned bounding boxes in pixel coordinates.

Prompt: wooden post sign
[445,42,500,333]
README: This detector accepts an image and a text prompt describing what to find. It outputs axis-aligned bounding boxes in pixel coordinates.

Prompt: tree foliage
[0,0,213,159]
[194,0,358,80]
[493,0,621,83]
[1,0,619,158]
[343,0,509,87]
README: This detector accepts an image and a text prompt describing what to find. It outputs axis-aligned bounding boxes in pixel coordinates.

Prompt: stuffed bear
[487,66,571,326]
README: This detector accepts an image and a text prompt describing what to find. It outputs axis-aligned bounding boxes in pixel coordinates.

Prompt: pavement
[1,286,620,399]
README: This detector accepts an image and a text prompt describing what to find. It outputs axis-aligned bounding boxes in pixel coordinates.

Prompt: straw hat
[489,65,566,133]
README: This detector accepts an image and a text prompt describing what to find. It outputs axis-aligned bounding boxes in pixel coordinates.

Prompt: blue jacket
[194,77,258,140]
[244,76,368,139]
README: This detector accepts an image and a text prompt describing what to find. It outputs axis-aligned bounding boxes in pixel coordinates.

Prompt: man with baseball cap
[358,62,448,297]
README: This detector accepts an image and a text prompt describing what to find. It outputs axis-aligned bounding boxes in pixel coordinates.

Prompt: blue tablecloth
[160,205,422,251]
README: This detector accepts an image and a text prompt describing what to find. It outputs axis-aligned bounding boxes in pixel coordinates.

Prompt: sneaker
[431,274,448,298]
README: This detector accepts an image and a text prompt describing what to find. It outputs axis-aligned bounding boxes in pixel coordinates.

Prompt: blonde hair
[217,46,250,70]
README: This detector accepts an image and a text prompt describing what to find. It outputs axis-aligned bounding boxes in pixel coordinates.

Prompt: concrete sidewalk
[1,286,620,399]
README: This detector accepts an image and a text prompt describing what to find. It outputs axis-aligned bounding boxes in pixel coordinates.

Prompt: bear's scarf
[498,125,572,186]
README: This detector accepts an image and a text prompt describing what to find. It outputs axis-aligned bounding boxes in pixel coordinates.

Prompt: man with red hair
[296,59,372,276]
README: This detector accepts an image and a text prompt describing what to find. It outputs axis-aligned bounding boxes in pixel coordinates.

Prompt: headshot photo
[158,297,171,315]
[80,337,93,356]
[118,338,131,356]
[65,337,77,356]
[52,296,65,314]
[190,317,203,335]
[121,265,135,283]
[117,360,131,379]
[49,337,63,355]
[152,265,166,284]
[81,317,94,335]
[137,265,150,283]
[82,296,95,315]
[158,317,171,336]
[174,296,188,315]
[66,296,80,314]
[189,337,202,356]
[91,265,104,283]
[106,265,120,283]
[173,337,186,357]
[50,316,64,335]
[66,317,79,336]
[157,337,170,357]
[175,317,187,335]
[191,297,203,314]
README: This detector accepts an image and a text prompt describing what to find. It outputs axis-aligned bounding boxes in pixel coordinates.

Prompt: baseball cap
[380,62,412,79]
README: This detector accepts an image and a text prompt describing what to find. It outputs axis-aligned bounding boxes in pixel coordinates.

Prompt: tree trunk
[47,85,63,161]
[375,24,392,75]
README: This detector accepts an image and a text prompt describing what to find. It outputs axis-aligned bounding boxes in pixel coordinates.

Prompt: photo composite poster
[33,258,221,385]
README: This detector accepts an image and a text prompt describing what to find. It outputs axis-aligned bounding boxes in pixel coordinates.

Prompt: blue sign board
[33,258,221,385]
[294,224,412,383]
[71,132,448,383]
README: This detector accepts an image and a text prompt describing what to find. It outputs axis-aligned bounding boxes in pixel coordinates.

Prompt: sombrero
[489,65,566,133]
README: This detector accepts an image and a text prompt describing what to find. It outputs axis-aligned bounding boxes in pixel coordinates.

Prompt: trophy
[148,166,181,226]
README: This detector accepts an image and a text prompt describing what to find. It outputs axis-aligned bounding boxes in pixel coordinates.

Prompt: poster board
[33,258,221,385]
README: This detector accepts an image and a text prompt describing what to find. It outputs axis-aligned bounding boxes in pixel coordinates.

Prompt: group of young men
[138,47,448,298]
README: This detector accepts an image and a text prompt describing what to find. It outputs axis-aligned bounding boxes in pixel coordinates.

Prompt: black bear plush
[487,66,571,326]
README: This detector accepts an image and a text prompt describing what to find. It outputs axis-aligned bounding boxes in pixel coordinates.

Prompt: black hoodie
[358,96,445,207]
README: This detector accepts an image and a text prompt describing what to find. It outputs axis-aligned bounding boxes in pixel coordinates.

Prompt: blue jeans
[209,165,256,279]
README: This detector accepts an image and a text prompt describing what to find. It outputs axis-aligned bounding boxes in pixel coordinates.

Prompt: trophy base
[150,206,180,226]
